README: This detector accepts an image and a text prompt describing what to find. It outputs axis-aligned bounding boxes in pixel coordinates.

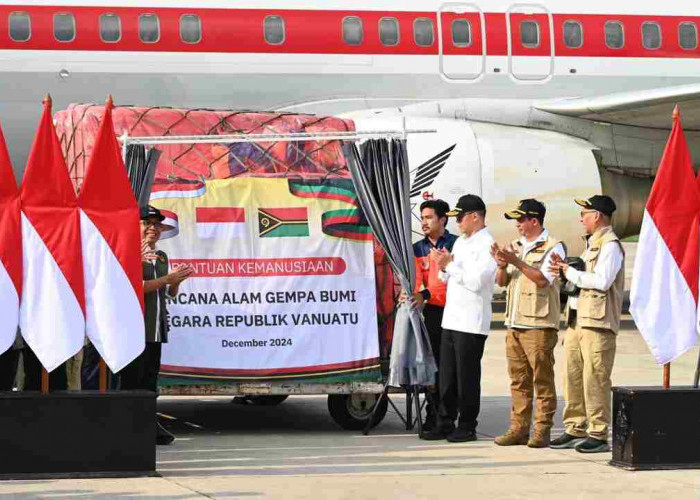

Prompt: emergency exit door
[507,4,553,80]
[438,3,485,81]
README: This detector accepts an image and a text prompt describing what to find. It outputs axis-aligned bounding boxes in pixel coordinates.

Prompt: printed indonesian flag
[19,98,85,371]
[630,106,700,365]
[78,98,145,373]
[196,207,246,239]
[0,122,20,355]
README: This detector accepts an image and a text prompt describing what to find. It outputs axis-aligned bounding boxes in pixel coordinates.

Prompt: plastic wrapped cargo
[54,104,397,362]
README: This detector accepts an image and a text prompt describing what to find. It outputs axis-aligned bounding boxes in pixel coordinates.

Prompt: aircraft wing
[535,83,700,131]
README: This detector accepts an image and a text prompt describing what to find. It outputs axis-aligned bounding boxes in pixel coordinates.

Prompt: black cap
[575,195,616,216]
[140,205,165,222]
[446,194,486,217]
[504,199,546,220]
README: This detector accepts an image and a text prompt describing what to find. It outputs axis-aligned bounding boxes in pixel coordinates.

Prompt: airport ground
[1,244,700,499]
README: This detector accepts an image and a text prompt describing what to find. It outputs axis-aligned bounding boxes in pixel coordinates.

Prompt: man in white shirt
[420,194,497,443]
[548,195,624,454]
[491,199,566,448]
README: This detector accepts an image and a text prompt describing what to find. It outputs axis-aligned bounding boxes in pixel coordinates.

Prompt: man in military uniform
[491,199,565,448]
[120,205,192,445]
[548,195,624,453]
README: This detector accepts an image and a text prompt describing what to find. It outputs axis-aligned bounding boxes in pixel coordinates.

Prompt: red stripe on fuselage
[0,6,699,58]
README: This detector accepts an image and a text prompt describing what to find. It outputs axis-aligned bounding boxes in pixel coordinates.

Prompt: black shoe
[549,433,586,449]
[156,422,175,446]
[419,427,453,441]
[422,413,437,432]
[575,437,610,453]
[446,428,477,443]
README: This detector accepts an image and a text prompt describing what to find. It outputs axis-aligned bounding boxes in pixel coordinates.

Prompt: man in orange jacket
[409,199,457,430]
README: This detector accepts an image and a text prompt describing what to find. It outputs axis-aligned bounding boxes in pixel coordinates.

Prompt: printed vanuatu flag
[630,106,700,364]
[20,98,85,371]
[78,99,145,373]
[0,122,21,354]
[258,207,309,238]
[196,207,246,239]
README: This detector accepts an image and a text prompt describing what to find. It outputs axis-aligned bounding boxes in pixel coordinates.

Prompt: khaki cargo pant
[563,321,616,441]
[506,328,558,434]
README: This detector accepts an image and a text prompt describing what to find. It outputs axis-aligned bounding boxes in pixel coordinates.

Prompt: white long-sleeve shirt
[565,235,624,310]
[439,227,498,335]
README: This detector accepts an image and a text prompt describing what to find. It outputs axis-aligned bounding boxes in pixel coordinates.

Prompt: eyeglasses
[456,211,475,222]
[580,210,597,217]
[141,220,163,229]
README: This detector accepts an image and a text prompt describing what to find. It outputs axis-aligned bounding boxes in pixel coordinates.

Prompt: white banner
[152,177,380,379]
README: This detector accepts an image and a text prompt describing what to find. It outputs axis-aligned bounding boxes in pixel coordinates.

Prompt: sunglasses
[141,220,163,229]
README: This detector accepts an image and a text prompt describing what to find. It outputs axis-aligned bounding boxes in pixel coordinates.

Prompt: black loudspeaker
[611,386,700,470]
[0,390,156,478]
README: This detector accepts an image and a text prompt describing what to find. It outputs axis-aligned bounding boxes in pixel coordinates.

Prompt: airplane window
[642,22,661,49]
[180,14,201,44]
[139,13,160,43]
[563,20,583,48]
[54,13,76,42]
[452,19,472,47]
[264,15,284,45]
[100,14,121,43]
[343,16,363,45]
[520,20,539,48]
[679,22,698,50]
[379,17,399,46]
[414,18,434,47]
[605,21,624,49]
[9,12,31,42]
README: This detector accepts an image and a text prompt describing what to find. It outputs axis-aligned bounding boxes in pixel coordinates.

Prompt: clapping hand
[166,264,194,285]
[548,253,568,277]
[490,243,508,269]
[431,247,452,270]
[141,241,158,262]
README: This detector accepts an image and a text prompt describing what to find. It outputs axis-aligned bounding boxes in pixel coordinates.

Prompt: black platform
[0,390,156,478]
[611,386,700,470]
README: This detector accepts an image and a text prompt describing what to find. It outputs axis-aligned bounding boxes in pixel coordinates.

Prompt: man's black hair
[420,199,450,227]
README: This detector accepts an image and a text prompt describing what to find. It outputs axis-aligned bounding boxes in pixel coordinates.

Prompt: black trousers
[0,348,20,391]
[423,304,444,415]
[120,342,162,392]
[23,345,67,391]
[438,329,487,431]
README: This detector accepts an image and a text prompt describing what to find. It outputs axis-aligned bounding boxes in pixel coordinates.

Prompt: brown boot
[494,429,529,446]
[527,429,550,448]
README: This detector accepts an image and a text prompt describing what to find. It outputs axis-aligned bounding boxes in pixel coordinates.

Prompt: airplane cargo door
[507,4,553,81]
[438,3,485,80]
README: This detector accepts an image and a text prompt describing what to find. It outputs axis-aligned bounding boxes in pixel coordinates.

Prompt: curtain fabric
[344,139,436,387]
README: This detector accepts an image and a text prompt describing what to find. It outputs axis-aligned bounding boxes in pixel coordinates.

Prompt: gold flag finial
[105,94,114,111]
[43,94,52,108]
[673,104,680,120]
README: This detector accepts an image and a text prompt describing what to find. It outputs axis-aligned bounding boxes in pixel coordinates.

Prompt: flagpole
[693,350,700,388]
[41,369,49,394]
[663,363,670,389]
[98,359,107,393]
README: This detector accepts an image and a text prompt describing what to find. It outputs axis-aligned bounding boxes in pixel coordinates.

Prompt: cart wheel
[247,395,289,406]
[327,393,388,430]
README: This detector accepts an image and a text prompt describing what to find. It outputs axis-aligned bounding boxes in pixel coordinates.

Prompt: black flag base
[610,386,700,470]
[0,390,156,479]
[362,382,434,436]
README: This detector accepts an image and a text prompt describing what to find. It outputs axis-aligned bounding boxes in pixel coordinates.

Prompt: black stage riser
[0,390,156,478]
[612,386,700,470]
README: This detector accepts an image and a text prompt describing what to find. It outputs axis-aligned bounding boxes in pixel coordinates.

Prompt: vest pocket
[518,290,550,318]
[579,291,607,320]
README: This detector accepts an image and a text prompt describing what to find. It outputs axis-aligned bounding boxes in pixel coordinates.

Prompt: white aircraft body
[2,0,699,249]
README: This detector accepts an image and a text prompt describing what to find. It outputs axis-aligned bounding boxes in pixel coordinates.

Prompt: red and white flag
[0,123,21,355]
[630,106,700,364]
[196,207,246,239]
[78,99,145,373]
[150,180,206,200]
[19,98,85,371]
[159,209,179,240]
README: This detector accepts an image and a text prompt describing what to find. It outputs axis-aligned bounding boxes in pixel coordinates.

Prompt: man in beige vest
[490,199,565,448]
[549,195,624,453]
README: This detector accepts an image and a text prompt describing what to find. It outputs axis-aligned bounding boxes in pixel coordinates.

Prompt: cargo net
[54,103,397,360]
[55,104,354,187]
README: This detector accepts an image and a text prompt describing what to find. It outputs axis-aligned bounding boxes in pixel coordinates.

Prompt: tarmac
[2,245,700,499]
